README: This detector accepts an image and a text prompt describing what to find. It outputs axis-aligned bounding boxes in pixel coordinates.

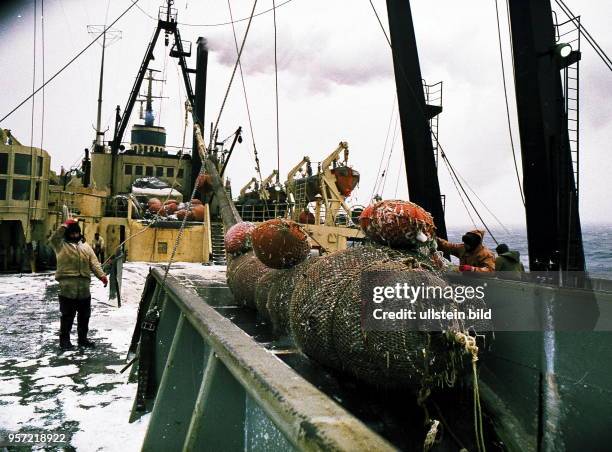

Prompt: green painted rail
[131,268,396,452]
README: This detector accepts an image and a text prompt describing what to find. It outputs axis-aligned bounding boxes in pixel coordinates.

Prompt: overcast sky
[1,0,611,229]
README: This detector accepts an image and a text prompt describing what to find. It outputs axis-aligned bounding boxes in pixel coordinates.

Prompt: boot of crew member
[59,297,76,350]
[77,297,94,348]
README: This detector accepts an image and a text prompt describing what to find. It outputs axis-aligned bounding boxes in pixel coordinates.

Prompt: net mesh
[227,242,481,388]
[266,258,318,334]
[226,252,272,309]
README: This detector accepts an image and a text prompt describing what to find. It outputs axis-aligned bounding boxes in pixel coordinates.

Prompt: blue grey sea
[446,224,612,277]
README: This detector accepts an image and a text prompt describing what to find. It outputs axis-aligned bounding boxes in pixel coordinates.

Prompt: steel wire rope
[158,2,260,296]
[131,0,295,28]
[272,0,280,180]
[370,94,396,201]
[380,117,401,196]
[227,0,263,183]
[494,0,525,206]
[208,0,259,151]
[393,154,403,198]
[373,113,398,198]
[26,0,38,236]
[553,0,612,72]
[0,0,143,124]
[367,0,499,243]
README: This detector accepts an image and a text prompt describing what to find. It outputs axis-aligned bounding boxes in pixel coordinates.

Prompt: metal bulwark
[136,268,395,451]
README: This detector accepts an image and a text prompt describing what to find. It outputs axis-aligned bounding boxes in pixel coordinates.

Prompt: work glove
[63,218,78,227]
[459,265,476,272]
[100,275,109,287]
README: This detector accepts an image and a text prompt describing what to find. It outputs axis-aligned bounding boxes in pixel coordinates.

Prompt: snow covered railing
[131,267,394,452]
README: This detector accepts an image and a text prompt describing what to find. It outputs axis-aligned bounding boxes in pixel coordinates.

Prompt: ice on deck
[0,262,226,451]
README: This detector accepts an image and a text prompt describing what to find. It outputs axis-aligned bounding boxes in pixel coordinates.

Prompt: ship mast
[87,25,121,153]
[507,0,585,271]
[385,0,448,240]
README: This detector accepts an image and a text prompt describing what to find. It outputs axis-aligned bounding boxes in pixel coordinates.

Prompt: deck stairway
[210,222,226,265]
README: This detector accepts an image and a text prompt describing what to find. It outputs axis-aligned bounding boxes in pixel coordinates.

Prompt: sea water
[447,224,612,277]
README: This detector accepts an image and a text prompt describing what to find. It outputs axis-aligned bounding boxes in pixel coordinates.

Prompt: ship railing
[238,202,289,223]
[130,268,394,451]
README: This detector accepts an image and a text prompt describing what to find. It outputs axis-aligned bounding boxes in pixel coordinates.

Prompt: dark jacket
[495,250,525,272]
[437,229,496,272]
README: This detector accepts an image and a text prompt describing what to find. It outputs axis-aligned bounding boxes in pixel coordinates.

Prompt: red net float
[298,210,315,225]
[191,204,205,221]
[163,200,178,215]
[224,222,256,256]
[176,209,190,220]
[359,199,436,248]
[252,219,310,269]
[147,198,164,215]
[332,166,360,197]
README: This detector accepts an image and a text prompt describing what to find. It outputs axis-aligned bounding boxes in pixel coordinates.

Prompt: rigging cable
[157,49,169,125]
[370,94,396,201]
[26,0,38,234]
[367,0,499,242]
[272,0,280,179]
[380,117,401,196]
[208,0,259,151]
[40,0,46,151]
[441,156,478,230]
[0,0,143,124]
[393,153,403,198]
[494,0,525,206]
[132,0,295,28]
[553,0,612,72]
[440,150,499,244]
[457,171,511,234]
[373,112,399,197]
[227,0,263,183]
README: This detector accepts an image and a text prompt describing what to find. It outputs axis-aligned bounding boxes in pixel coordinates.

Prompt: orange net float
[163,200,178,215]
[332,166,360,197]
[359,199,436,249]
[252,219,310,269]
[175,204,205,221]
[190,204,205,221]
[176,209,190,220]
[147,197,167,216]
[298,210,315,225]
[224,222,256,256]
[195,173,214,195]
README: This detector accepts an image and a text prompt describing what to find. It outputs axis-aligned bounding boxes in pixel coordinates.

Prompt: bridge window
[12,179,30,200]
[37,156,43,176]
[124,164,133,175]
[156,167,163,177]
[178,168,184,178]
[0,179,6,199]
[14,154,31,175]
[166,167,174,178]
[0,153,8,174]
[135,165,143,176]
[34,181,41,200]
[146,166,153,176]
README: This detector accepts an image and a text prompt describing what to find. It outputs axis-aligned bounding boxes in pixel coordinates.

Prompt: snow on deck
[0,262,226,451]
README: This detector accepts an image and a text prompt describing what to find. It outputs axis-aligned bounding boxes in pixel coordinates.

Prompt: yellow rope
[454,331,486,452]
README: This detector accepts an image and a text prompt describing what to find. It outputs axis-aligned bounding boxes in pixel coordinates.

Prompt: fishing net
[226,252,271,309]
[254,269,281,321]
[265,258,319,335]
[289,245,464,388]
